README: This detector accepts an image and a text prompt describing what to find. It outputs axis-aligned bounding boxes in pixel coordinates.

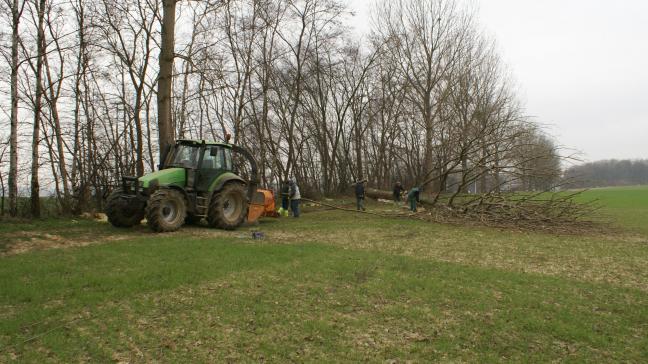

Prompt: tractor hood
[138,168,186,188]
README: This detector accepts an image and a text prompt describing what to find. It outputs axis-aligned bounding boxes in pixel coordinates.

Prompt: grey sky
[347,0,648,162]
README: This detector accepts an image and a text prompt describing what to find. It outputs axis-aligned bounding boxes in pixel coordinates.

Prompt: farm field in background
[576,185,648,234]
[0,186,647,362]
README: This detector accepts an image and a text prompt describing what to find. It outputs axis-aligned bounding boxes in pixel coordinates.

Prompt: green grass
[0,186,647,362]
[577,185,648,234]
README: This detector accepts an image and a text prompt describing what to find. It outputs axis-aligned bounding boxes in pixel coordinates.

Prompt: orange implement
[247,188,280,223]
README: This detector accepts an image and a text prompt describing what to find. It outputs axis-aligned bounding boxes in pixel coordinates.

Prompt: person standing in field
[279,180,290,217]
[407,186,421,212]
[355,179,367,211]
[393,182,404,203]
[289,179,301,218]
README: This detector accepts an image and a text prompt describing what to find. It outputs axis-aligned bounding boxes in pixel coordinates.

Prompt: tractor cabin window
[171,145,200,168]
[203,146,233,171]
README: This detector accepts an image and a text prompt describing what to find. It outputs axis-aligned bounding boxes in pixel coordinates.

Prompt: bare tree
[2,0,25,217]
[28,0,47,217]
[0,140,7,215]
[157,0,175,166]
[374,0,470,191]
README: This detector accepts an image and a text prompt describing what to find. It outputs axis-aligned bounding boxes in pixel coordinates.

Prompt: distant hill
[564,159,648,188]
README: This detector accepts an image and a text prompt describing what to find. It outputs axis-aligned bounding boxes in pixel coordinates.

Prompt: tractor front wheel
[207,183,248,230]
[105,188,145,228]
[146,189,187,232]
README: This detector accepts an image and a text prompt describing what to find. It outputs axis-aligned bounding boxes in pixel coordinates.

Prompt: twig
[1,315,89,353]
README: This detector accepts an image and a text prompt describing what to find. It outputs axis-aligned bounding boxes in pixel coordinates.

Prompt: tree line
[564,159,648,188]
[0,0,561,218]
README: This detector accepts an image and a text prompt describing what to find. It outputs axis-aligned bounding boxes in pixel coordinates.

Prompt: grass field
[0,186,647,362]
[577,185,648,234]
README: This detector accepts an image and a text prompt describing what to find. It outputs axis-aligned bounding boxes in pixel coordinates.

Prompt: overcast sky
[347,0,648,162]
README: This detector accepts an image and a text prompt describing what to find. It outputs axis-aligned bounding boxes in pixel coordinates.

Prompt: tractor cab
[162,140,235,192]
[163,140,232,171]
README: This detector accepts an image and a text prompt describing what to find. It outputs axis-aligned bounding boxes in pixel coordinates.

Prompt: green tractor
[105,139,263,232]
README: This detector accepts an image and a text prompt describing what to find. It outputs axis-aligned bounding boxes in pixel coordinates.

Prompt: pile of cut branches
[366,188,603,234]
[435,191,602,233]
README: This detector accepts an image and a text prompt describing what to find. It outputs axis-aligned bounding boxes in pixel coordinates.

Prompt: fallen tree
[364,187,600,233]
[365,188,437,204]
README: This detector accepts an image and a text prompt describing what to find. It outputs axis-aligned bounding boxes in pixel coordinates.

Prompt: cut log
[365,188,436,205]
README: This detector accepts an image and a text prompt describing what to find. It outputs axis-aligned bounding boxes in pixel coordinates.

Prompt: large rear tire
[207,183,248,230]
[146,189,187,232]
[105,188,145,228]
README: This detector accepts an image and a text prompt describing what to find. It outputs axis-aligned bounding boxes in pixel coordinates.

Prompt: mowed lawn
[1,187,647,362]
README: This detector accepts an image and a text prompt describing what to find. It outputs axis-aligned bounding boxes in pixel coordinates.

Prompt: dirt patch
[0,231,135,257]
[0,219,260,257]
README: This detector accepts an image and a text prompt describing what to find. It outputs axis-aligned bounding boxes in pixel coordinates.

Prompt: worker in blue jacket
[288,179,301,218]
[407,186,421,212]
[355,179,367,211]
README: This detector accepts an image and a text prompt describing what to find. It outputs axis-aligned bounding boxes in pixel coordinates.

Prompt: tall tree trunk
[354,111,364,181]
[479,143,488,194]
[31,0,47,218]
[133,96,145,176]
[460,155,468,193]
[423,95,438,191]
[494,150,501,193]
[157,0,176,166]
[8,0,21,217]
[0,159,5,216]
[71,0,87,214]
[145,96,155,171]
[44,57,71,213]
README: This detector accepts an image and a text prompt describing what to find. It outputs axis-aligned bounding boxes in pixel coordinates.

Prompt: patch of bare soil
[0,230,135,257]
[0,218,256,257]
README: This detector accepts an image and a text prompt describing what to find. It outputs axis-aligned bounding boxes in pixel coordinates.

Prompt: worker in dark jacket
[355,179,367,211]
[393,182,404,203]
[279,180,290,217]
[407,186,421,212]
[288,179,301,218]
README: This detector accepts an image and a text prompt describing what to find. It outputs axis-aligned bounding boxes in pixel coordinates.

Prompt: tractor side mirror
[210,147,219,157]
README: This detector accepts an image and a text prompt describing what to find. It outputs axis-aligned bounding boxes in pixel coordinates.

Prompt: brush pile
[365,188,601,233]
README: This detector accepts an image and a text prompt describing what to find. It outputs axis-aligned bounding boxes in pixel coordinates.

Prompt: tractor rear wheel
[105,188,145,227]
[207,183,248,230]
[146,189,187,232]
